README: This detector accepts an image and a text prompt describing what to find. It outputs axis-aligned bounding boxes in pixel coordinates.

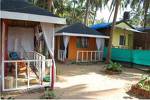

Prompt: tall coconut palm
[92,0,104,24]
[143,0,150,27]
[47,0,53,11]
[84,0,90,25]
[130,0,150,27]
[105,0,121,63]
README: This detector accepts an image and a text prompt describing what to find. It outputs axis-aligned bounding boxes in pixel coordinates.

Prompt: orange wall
[68,37,97,61]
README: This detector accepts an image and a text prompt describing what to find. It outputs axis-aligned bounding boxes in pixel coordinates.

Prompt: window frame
[119,35,126,46]
[77,37,89,48]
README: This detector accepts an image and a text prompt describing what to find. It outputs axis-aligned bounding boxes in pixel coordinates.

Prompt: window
[59,36,65,50]
[119,35,126,45]
[77,37,88,48]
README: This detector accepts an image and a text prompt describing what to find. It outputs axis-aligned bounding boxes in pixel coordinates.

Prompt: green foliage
[138,75,150,91]
[105,61,122,72]
[27,0,149,26]
[43,75,50,82]
[41,88,56,99]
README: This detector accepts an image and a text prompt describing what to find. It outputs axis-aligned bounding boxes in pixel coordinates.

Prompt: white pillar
[1,20,6,91]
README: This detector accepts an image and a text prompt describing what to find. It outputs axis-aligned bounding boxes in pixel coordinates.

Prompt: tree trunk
[105,0,120,64]
[108,6,115,23]
[47,0,53,11]
[143,0,150,28]
[84,0,90,25]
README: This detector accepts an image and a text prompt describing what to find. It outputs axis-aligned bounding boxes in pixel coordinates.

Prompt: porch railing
[20,51,46,76]
[2,51,52,91]
[57,50,65,62]
[76,50,103,63]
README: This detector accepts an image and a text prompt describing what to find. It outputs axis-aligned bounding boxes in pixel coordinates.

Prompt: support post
[27,61,30,88]
[15,62,18,88]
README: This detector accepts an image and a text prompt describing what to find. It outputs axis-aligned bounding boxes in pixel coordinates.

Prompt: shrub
[41,87,56,99]
[138,75,150,91]
[129,75,150,98]
[105,61,122,72]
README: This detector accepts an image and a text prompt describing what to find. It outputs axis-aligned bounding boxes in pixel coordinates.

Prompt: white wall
[8,27,34,52]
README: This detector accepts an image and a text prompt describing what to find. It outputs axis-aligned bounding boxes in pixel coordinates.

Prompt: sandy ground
[2,63,145,99]
[54,63,144,99]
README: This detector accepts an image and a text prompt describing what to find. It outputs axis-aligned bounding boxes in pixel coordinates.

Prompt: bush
[41,87,56,99]
[105,61,122,72]
[129,75,150,98]
[138,75,150,91]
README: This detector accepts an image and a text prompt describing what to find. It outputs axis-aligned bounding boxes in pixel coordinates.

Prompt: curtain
[96,38,105,51]
[40,23,54,58]
[40,22,56,88]
[63,36,70,59]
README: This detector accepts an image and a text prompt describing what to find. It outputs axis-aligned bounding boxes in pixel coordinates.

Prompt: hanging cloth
[63,36,70,59]
[40,22,55,89]
[96,38,105,51]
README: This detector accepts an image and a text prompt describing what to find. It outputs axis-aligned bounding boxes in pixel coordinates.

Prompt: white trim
[55,32,109,38]
[0,11,66,24]
[115,26,145,33]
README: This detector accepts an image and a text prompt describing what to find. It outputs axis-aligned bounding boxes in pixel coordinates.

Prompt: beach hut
[55,23,109,63]
[0,0,66,92]
[91,20,141,49]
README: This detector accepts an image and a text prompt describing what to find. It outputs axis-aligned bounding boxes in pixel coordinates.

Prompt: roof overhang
[115,26,145,33]
[0,11,66,24]
[55,32,109,39]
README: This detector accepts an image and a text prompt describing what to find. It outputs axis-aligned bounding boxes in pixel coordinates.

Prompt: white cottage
[0,0,66,92]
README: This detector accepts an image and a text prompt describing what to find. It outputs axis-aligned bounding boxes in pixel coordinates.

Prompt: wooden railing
[2,51,52,91]
[57,50,65,62]
[76,50,103,62]
[20,51,46,74]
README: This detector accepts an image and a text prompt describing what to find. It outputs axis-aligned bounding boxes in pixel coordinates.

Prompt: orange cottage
[55,23,109,63]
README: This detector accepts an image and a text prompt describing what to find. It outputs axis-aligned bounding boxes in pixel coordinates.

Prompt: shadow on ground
[54,84,127,99]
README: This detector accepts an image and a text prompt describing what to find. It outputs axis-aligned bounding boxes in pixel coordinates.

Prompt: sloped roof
[57,23,106,36]
[90,20,135,30]
[1,0,56,17]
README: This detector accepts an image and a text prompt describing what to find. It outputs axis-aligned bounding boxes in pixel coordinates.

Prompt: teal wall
[104,48,150,66]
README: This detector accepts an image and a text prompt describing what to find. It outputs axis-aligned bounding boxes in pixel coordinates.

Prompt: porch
[2,51,52,91]
[1,19,55,92]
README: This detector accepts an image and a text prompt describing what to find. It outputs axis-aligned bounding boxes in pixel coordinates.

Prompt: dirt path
[54,63,144,99]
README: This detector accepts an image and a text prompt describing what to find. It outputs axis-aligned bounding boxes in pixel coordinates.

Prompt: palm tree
[47,0,53,12]
[130,0,150,27]
[72,0,78,22]
[92,0,104,24]
[84,0,90,25]
[143,0,150,27]
[105,0,121,63]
